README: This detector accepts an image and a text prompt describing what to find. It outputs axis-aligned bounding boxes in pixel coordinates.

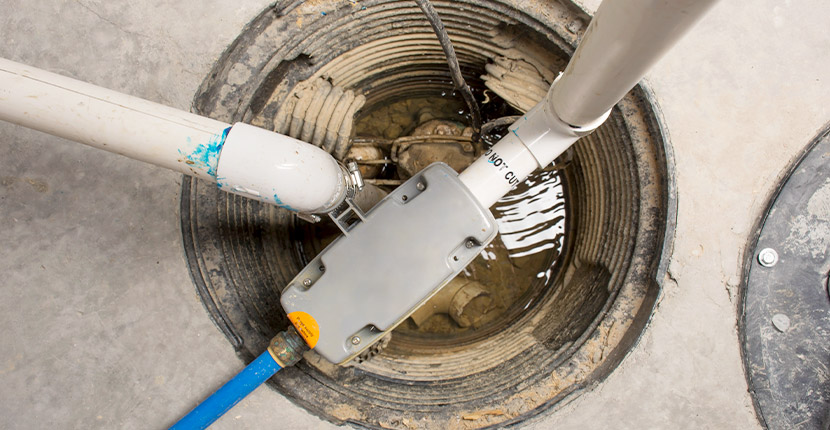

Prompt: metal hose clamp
[342,159,364,200]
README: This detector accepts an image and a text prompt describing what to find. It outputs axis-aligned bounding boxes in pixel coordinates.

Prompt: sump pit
[182,1,675,428]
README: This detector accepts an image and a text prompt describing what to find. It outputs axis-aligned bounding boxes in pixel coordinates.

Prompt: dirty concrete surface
[1,0,829,429]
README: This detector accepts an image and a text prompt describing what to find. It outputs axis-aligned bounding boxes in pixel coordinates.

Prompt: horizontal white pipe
[0,58,347,213]
[550,0,719,127]
[0,57,230,181]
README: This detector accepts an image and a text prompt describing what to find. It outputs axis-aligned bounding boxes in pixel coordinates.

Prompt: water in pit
[296,91,567,344]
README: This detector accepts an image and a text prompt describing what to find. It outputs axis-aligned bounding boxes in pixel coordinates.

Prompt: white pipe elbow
[216,123,347,213]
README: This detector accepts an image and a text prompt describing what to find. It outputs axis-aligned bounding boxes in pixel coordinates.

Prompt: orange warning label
[287,311,319,349]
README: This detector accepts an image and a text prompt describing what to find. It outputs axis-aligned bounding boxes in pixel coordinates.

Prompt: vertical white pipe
[461,0,718,207]
[459,86,601,209]
[550,0,719,127]
[0,58,348,213]
[460,133,540,209]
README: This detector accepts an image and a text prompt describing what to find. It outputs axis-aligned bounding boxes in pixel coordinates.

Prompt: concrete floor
[1,0,828,428]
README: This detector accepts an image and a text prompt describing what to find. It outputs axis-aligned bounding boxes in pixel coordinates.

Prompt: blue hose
[170,351,281,429]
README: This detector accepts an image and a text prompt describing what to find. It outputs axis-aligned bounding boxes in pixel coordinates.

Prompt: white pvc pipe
[0,58,347,213]
[216,123,347,213]
[459,81,605,208]
[460,133,540,209]
[461,0,717,207]
[550,0,719,127]
[0,57,230,181]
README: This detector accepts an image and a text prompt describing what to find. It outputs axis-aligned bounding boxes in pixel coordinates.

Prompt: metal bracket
[295,213,322,223]
[327,197,367,236]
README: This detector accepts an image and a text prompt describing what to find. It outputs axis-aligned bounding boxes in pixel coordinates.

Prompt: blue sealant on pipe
[169,350,281,430]
[180,126,231,178]
[272,193,297,212]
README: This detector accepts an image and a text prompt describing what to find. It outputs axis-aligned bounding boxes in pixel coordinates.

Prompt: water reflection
[493,168,565,260]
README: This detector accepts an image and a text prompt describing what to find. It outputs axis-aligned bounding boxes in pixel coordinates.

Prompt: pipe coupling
[267,327,309,368]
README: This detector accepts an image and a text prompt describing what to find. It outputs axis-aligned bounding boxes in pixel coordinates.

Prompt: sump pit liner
[182,0,675,428]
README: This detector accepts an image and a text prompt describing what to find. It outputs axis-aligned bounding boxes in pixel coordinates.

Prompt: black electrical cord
[413,0,482,142]
[481,115,521,137]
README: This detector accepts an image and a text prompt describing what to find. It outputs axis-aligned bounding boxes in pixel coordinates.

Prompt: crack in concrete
[72,0,148,39]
